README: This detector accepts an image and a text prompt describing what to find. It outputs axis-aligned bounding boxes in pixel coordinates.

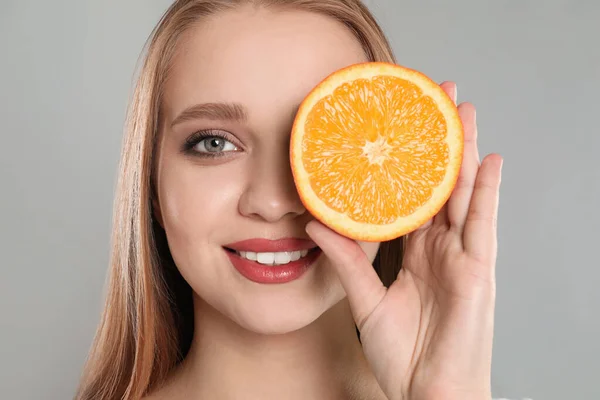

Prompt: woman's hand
[306,82,503,400]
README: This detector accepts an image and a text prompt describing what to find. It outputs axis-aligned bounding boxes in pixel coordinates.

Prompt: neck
[168,295,384,400]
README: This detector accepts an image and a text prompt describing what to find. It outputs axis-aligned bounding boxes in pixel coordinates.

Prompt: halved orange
[290,62,464,242]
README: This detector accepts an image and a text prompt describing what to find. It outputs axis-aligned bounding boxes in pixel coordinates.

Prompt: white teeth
[256,252,275,264]
[237,249,313,265]
[274,252,291,264]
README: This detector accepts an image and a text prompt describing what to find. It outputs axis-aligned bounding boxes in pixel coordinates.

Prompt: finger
[305,220,386,328]
[432,81,457,228]
[440,81,457,103]
[448,102,481,233]
[463,154,503,264]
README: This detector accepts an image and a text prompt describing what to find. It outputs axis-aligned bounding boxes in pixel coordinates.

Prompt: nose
[238,150,306,222]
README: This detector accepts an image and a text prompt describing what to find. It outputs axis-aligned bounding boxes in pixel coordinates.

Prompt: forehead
[162,6,368,119]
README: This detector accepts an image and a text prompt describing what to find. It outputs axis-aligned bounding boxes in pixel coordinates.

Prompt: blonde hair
[75,1,403,399]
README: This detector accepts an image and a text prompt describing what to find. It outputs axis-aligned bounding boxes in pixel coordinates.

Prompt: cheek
[157,159,245,244]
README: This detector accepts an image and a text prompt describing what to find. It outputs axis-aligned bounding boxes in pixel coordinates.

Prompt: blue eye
[183,130,240,157]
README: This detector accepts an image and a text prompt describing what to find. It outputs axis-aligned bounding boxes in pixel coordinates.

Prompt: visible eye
[183,130,240,157]
[196,136,237,153]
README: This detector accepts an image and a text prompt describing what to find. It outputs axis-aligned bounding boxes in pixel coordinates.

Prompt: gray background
[1,1,598,399]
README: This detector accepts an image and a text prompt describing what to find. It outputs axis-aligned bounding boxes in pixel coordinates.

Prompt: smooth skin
[150,5,502,400]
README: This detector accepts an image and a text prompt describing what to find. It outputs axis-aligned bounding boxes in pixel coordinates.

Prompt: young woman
[76,1,503,399]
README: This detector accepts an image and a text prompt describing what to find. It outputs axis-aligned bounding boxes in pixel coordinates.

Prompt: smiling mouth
[223,247,320,266]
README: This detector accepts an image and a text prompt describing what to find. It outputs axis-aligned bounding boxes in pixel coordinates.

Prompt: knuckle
[475,179,498,192]
[467,209,497,228]
[454,174,473,190]
[347,243,368,265]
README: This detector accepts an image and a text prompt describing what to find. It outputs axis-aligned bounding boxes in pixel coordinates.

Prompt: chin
[238,294,336,335]
[235,280,347,335]
[210,266,346,335]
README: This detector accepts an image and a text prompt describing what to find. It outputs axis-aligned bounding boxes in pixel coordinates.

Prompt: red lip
[225,248,322,284]
[224,238,317,252]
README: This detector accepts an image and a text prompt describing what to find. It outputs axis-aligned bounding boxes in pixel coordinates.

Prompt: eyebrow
[171,102,248,127]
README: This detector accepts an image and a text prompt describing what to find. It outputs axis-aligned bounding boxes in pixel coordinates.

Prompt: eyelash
[182,130,240,158]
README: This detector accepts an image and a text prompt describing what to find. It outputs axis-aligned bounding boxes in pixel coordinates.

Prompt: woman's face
[155,6,380,334]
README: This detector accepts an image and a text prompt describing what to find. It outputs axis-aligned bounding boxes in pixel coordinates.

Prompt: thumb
[305,220,386,329]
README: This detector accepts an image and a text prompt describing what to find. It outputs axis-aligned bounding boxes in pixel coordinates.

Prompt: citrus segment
[290,62,464,242]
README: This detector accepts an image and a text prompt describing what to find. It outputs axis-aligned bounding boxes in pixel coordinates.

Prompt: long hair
[75,1,403,398]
